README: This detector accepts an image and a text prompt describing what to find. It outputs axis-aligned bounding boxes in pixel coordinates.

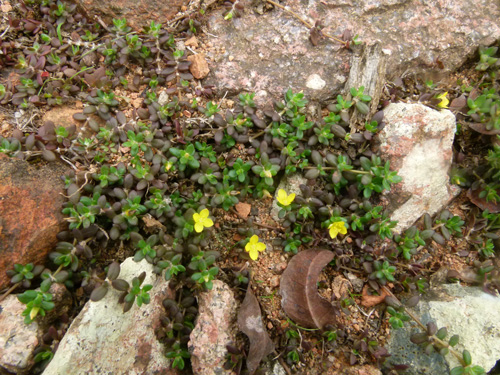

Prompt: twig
[95,16,111,33]
[0,25,10,38]
[59,155,78,171]
[60,171,91,198]
[0,282,20,303]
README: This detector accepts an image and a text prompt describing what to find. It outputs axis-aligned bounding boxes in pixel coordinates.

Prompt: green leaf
[449,335,459,347]
[463,350,472,366]
[451,367,465,375]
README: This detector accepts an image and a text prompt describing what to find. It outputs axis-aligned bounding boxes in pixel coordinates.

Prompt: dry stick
[0,282,20,303]
[380,285,467,367]
[265,0,348,47]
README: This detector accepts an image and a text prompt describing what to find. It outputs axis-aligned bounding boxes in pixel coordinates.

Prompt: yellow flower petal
[256,242,266,252]
[194,222,204,233]
[437,92,449,109]
[193,213,201,222]
[277,189,295,206]
[328,221,347,239]
[199,208,209,218]
[203,218,214,228]
[249,235,259,244]
[277,189,287,204]
[249,249,259,260]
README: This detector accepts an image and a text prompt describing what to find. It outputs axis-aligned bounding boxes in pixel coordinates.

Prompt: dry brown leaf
[142,214,166,233]
[237,286,274,375]
[361,284,389,307]
[467,188,500,213]
[280,249,337,329]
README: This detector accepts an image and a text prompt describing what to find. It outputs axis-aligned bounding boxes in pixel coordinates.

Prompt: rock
[235,202,251,219]
[377,103,459,232]
[189,280,238,375]
[0,284,71,375]
[185,36,199,48]
[187,53,210,79]
[386,284,500,374]
[270,361,286,375]
[205,1,500,104]
[271,174,307,222]
[75,0,189,30]
[0,158,69,290]
[42,258,176,375]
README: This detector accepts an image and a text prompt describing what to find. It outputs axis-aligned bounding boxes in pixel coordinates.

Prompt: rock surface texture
[42,258,176,375]
[386,284,500,374]
[0,284,71,375]
[377,103,458,232]
[0,156,68,290]
[189,280,238,375]
[205,0,500,104]
[76,0,189,30]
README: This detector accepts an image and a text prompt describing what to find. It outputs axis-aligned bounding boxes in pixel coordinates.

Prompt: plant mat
[0,1,500,374]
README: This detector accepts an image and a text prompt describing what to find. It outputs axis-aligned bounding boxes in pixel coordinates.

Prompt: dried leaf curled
[280,249,336,329]
[237,287,274,375]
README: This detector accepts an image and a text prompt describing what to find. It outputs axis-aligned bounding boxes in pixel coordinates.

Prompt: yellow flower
[245,235,266,260]
[328,221,347,239]
[193,208,214,233]
[277,189,296,207]
[436,92,449,109]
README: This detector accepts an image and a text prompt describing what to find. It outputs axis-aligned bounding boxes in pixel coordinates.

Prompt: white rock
[305,74,326,90]
[387,284,500,374]
[379,103,459,232]
[428,284,500,371]
[43,258,175,375]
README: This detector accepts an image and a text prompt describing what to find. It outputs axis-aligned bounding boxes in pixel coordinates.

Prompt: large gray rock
[205,0,500,104]
[189,280,238,375]
[386,284,500,374]
[377,103,458,232]
[43,258,176,375]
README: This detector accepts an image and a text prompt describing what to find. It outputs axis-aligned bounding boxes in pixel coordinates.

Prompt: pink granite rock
[189,280,238,375]
[0,157,69,290]
[205,1,500,104]
[377,102,459,232]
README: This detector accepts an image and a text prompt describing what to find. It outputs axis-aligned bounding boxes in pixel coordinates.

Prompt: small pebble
[229,55,234,61]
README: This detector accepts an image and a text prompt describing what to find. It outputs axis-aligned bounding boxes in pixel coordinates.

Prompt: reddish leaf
[84,66,106,87]
[237,287,274,375]
[467,188,500,213]
[449,95,467,111]
[468,122,500,135]
[280,249,337,329]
